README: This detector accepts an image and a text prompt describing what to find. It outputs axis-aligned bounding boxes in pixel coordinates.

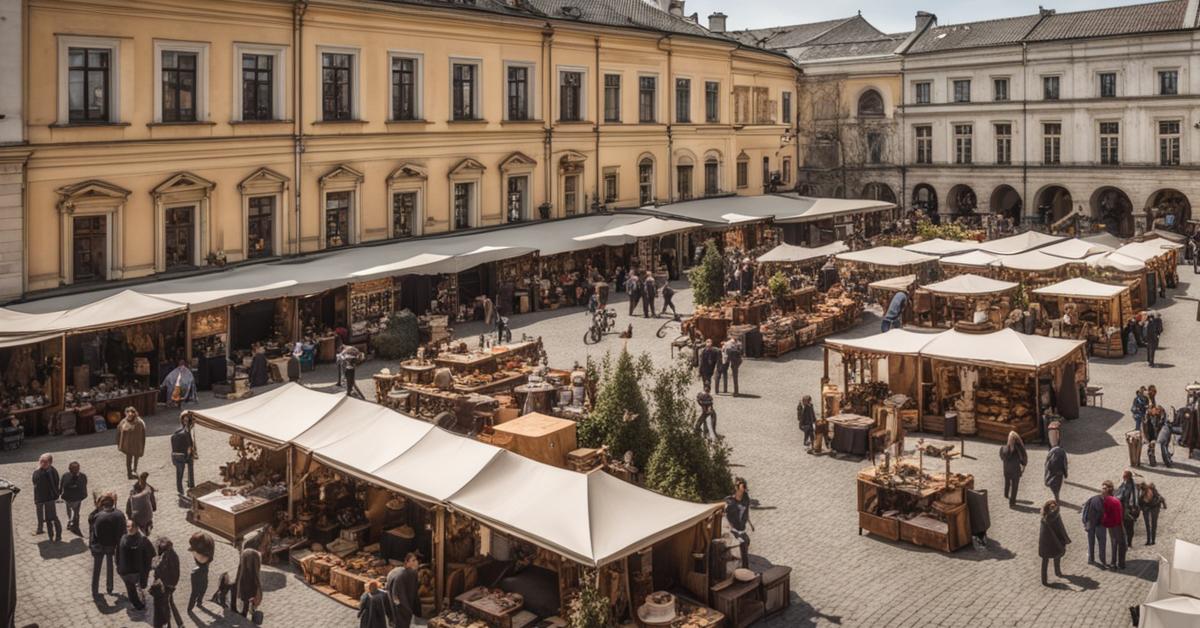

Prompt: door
[247,196,274,258]
[164,205,195,270]
[72,215,107,283]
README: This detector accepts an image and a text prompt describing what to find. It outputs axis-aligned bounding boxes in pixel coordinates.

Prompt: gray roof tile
[1025,0,1189,41]
[907,14,1043,53]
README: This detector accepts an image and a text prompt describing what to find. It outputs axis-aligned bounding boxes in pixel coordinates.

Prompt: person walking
[234,547,263,619]
[1144,406,1163,466]
[170,416,196,497]
[127,472,157,536]
[358,580,393,628]
[1131,387,1149,432]
[715,343,730,395]
[1145,314,1160,367]
[1038,500,1071,586]
[1081,487,1107,569]
[725,478,754,569]
[117,407,147,480]
[61,461,88,535]
[642,272,657,318]
[117,519,156,610]
[186,532,215,613]
[723,337,744,396]
[797,395,816,451]
[386,553,421,628]
[661,283,677,317]
[1158,412,1175,468]
[698,339,720,393]
[342,346,365,399]
[153,537,184,626]
[999,431,1028,508]
[90,492,126,597]
[1101,480,1126,570]
[626,273,641,316]
[695,389,718,439]
[1115,470,1139,548]
[31,453,61,542]
[1044,443,1068,502]
[1139,482,1166,546]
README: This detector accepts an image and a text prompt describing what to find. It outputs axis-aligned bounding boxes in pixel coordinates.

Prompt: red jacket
[1100,495,1123,528]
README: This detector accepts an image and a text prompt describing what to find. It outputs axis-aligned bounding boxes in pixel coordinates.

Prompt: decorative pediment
[736,150,750,162]
[703,149,722,162]
[387,162,428,183]
[152,171,216,199]
[238,167,289,193]
[56,179,131,213]
[558,151,586,174]
[499,152,537,172]
[448,158,486,177]
[319,164,365,185]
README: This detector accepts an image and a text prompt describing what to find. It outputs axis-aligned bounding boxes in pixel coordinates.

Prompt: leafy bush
[371,310,420,360]
[915,220,982,242]
[644,359,734,502]
[577,349,656,468]
[767,271,789,303]
[687,241,726,307]
[566,571,614,628]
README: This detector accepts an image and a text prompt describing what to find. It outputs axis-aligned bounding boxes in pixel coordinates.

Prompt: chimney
[708,12,727,33]
[915,11,937,30]
[1187,0,1200,28]
[668,0,684,17]
[1038,6,1056,17]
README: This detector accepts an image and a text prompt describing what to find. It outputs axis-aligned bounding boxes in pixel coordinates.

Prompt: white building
[0,0,26,297]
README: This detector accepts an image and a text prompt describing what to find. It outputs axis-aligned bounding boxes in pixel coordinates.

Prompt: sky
[683,0,1170,34]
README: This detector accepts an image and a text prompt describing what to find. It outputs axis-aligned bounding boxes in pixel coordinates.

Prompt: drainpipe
[541,25,554,219]
[658,36,672,203]
[594,36,602,211]
[293,1,308,254]
[1021,42,1029,229]
[899,57,907,217]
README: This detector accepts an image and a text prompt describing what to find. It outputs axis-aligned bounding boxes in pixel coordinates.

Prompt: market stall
[867,275,916,316]
[230,297,295,361]
[1114,238,1183,300]
[856,443,975,553]
[991,251,1078,287]
[187,307,229,391]
[938,250,1001,279]
[915,274,1020,330]
[0,333,63,438]
[1031,278,1133,357]
[1085,251,1149,309]
[834,247,939,291]
[347,278,396,350]
[901,238,979,257]
[755,241,849,287]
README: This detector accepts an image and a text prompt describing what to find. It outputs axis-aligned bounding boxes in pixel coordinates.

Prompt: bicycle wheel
[656,320,672,338]
[590,325,602,343]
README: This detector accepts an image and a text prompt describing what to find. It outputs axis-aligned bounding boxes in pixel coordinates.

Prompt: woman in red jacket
[1100,480,1126,570]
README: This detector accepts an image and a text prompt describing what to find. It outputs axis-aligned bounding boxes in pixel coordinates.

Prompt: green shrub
[688,242,726,307]
[577,349,656,468]
[372,310,420,360]
[644,359,734,502]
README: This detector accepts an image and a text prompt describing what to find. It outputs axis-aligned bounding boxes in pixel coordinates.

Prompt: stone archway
[1091,187,1134,238]
[1145,188,1191,232]
[860,182,897,204]
[948,184,977,215]
[1036,185,1072,226]
[912,183,938,215]
[990,185,1022,224]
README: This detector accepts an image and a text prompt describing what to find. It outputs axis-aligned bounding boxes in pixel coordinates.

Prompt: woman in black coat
[152,537,183,626]
[999,431,1028,508]
[234,548,263,618]
[187,532,215,612]
[1039,500,1071,585]
[1139,482,1166,546]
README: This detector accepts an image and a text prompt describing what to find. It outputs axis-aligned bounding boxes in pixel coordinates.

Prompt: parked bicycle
[584,308,618,344]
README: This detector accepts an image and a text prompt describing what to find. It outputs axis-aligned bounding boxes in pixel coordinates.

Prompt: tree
[371,310,420,360]
[566,571,614,628]
[687,242,726,307]
[644,359,734,502]
[577,348,656,468]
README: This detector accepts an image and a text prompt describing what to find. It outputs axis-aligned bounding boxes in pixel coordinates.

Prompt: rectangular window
[325,191,352,247]
[247,196,274,258]
[242,54,274,121]
[705,81,719,123]
[639,161,654,205]
[952,80,970,103]
[68,47,110,122]
[736,160,748,188]
[73,215,107,283]
[1159,70,1179,96]
[704,160,718,195]
[867,132,884,165]
[915,125,932,164]
[994,123,1012,165]
[393,192,416,237]
[1099,121,1120,165]
[639,76,656,123]
[781,157,791,184]
[603,172,618,204]
[1043,76,1060,100]
[506,65,529,121]
[914,81,931,104]
[392,57,418,121]
[563,175,579,215]
[161,51,197,122]
[453,182,473,228]
[1099,72,1117,98]
[954,124,973,165]
[164,205,195,270]
[1159,120,1181,165]
[507,176,527,222]
[675,78,691,123]
[452,63,477,120]
[1043,122,1062,165]
[782,91,792,124]
[560,70,582,121]
[321,52,353,121]
[604,74,620,123]
[676,165,693,200]
[993,78,1009,102]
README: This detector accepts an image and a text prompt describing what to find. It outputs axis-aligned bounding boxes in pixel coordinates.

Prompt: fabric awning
[1033,278,1128,299]
[825,328,941,356]
[922,274,1018,296]
[835,247,937,267]
[919,328,1084,369]
[573,217,700,245]
[0,332,62,350]
[993,251,1075,272]
[867,274,916,292]
[0,290,185,335]
[940,250,1001,268]
[1084,252,1145,273]
[1114,241,1177,262]
[1040,238,1115,260]
[902,238,979,256]
[976,231,1065,255]
[641,194,893,227]
[756,241,848,263]
[187,383,345,449]
[1141,597,1200,628]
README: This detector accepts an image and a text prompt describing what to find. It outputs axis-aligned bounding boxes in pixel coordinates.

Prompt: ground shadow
[260,569,288,592]
[782,591,844,627]
[1062,572,1101,591]
[37,536,88,559]
[1125,558,1160,583]
[1064,408,1124,455]
[91,593,126,615]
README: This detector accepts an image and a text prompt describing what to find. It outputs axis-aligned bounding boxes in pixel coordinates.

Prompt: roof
[644,194,894,227]
[994,250,1075,272]
[836,246,937,268]
[732,16,853,48]
[976,231,1065,255]
[868,274,917,292]
[940,250,1002,268]
[922,274,1018,296]
[1025,0,1190,42]
[1033,278,1128,299]
[903,238,979,256]
[1040,238,1115,260]
[825,327,940,356]
[573,217,700,245]
[1084,251,1145,273]
[828,327,1084,369]
[0,290,185,336]
[756,241,848,264]
[788,38,905,62]
[907,14,1044,54]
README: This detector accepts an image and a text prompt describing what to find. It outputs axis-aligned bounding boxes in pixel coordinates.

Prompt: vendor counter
[189,483,287,541]
[856,465,974,553]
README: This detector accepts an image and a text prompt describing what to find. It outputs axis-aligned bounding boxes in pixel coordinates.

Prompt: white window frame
[557,65,588,122]
[316,45,362,121]
[152,39,210,124]
[449,57,483,121]
[638,72,659,123]
[1097,119,1121,165]
[503,60,537,121]
[450,179,481,230]
[57,35,122,125]
[1155,116,1184,166]
[232,43,287,122]
[388,51,424,122]
[912,80,932,104]
[1095,69,1119,99]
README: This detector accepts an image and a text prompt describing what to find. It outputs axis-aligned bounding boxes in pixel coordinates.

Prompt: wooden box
[330,566,373,600]
[858,511,900,541]
[490,412,577,468]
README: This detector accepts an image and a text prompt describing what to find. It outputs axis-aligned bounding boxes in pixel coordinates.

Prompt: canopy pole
[286,446,294,517]
[434,506,446,612]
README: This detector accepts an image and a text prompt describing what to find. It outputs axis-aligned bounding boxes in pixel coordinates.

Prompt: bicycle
[583,307,618,344]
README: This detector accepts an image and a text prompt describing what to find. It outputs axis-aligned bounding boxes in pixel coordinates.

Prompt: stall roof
[835,246,937,267]
[939,250,1001,268]
[1032,278,1128,299]
[642,194,894,227]
[756,241,848,263]
[922,274,1018,296]
[976,231,1065,255]
[993,250,1075,272]
[1081,232,1126,249]
[825,328,941,356]
[573,217,700,245]
[186,383,345,449]
[1114,240,1178,263]
[0,332,62,350]
[1084,251,1145,273]
[867,274,916,292]
[902,238,979,256]
[1040,238,1115,260]
[371,428,505,503]
[0,290,185,335]
[919,328,1084,369]
[1145,229,1188,243]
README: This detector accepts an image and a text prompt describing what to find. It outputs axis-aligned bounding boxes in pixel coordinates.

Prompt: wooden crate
[330,566,374,600]
[491,413,577,468]
[858,511,900,541]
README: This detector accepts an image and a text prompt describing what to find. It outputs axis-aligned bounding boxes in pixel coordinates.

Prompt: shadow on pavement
[1062,572,1100,591]
[36,536,88,559]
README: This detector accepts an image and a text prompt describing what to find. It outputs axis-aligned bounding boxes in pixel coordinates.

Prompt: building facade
[0,0,798,300]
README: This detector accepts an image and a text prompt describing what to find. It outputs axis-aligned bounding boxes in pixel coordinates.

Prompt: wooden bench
[1085,386,1104,408]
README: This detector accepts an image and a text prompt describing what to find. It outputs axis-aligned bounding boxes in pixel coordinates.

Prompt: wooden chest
[330,566,375,600]
[490,412,577,468]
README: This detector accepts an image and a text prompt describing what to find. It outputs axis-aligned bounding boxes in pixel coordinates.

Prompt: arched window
[857,89,884,118]
[638,157,654,206]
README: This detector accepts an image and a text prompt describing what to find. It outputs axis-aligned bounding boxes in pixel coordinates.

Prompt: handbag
[251,610,263,625]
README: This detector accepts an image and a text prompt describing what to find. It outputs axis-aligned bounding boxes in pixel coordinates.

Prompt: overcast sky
[688,0,1165,34]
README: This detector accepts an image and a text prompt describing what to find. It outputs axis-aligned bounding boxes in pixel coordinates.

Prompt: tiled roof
[1025,0,1189,41]
[806,15,893,45]
[789,38,905,62]
[731,16,854,48]
[906,14,1044,53]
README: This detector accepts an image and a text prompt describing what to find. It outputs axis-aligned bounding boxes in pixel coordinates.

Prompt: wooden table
[710,576,764,628]
[457,586,524,628]
[190,489,286,542]
[855,466,973,552]
[436,351,498,374]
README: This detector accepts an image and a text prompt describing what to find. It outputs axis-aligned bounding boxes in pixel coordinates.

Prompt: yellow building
[0,0,798,299]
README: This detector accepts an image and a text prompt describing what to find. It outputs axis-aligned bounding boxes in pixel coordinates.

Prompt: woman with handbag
[1115,469,1139,546]
[1139,482,1166,546]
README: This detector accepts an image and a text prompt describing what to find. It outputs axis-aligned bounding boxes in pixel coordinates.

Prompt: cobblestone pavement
[4,268,1199,627]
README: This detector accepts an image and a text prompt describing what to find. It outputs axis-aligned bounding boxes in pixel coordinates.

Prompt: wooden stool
[1085,386,1104,407]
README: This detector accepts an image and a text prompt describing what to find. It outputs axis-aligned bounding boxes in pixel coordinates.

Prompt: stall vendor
[160,360,197,407]
[881,292,908,333]
[725,478,753,568]
[385,552,421,628]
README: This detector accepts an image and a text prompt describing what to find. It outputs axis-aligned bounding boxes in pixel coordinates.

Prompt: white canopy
[0,332,62,350]
[993,251,1074,272]
[826,327,1083,369]
[835,247,937,268]
[1115,240,1179,263]
[1033,278,1127,299]
[1169,539,1200,599]
[188,383,344,449]
[1141,597,1200,628]
[572,217,699,245]
[1084,251,1145,273]
[825,328,941,356]
[645,194,894,227]
[922,274,1018,296]
[939,250,1001,268]
[0,290,185,335]
[868,274,916,293]
[902,238,979,256]
[1146,229,1188,243]
[756,241,848,264]
[976,231,1065,255]
[1040,238,1115,260]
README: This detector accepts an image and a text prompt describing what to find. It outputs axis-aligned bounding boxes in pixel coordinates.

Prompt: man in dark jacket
[1145,315,1160,367]
[642,272,657,318]
[153,537,184,626]
[626,274,640,316]
[697,339,721,393]
[170,416,195,497]
[1044,444,1068,502]
[90,492,127,597]
[695,389,717,439]
[60,461,88,535]
[385,552,421,628]
[797,396,816,451]
[725,478,753,568]
[31,453,61,542]
[1081,489,1107,568]
[117,519,156,609]
[660,283,677,317]
[722,338,744,396]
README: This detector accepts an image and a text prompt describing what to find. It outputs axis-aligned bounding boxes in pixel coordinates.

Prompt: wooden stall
[348,278,396,350]
[1031,278,1133,358]
[0,333,64,439]
[834,247,939,292]
[857,448,974,553]
[914,274,1020,330]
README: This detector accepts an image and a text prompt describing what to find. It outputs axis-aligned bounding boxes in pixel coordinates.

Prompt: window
[68,47,111,122]
[915,125,932,164]
[159,51,197,122]
[560,70,583,121]
[563,175,579,215]
[639,159,654,205]
[954,124,973,164]
[639,76,656,123]
[1099,122,1120,165]
[325,191,352,247]
[603,172,618,204]
[73,216,108,283]
[857,90,883,117]
[736,158,748,189]
[704,159,718,195]
[393,192,416,237]
[506,176,527,222]
[164,205,195,270]
[321,52,353,121]
[247,196,274,258]
[1159,120,1181,165]
[952,80,970,103]
[1099,72,1117,98]
[867,132,884,164]
[914,81,931,104]
[781,157,791,184]
[1043,122,1062,165]
[705,81,719,122]
[1042,76,1060,101]
[505,65,530,121]
[453,182,473,228]
[676,164,693,200]
[782,91,792,124]
[993,78,1009,102]
[452,62,478,120]
[242,54,274,121]
[1159,70,1178,96]
[675,78,691,123]
[604,74,620,122]
[994,123,1012,165]
[392,57,418,121]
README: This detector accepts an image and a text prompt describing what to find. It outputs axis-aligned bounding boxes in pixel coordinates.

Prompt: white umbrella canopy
[902,238,979,256]
[922,274,1018,296]
[756,241,848,263]
[1032,278,1127,299]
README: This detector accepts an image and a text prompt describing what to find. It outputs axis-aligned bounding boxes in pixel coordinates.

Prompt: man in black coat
[625,274,640,316]
[60,461,88,535]
[385,553,421,628]
[31,453,61,542]
[641,272,657,318]
[90,492,127,597]
[724,478,753,568]
[697,339,721,393]
[153,537,184,626]
[1145,315,1160,367]
[797,396,816,450]
[170,416,195,497]
[117,519,155,610]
